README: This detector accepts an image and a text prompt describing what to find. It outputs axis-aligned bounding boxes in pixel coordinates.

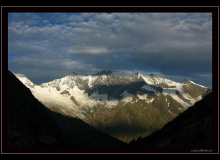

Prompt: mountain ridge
[14,70,211,143]
[92,70,113,76]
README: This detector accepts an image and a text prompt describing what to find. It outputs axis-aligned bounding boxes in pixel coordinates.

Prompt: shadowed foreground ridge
[8,70,126,147]
[128,92,212,147]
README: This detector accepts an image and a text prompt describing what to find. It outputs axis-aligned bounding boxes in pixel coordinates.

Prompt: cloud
[66,46,110,55]
[95,13,115,24]
[8,12,212,87]
[112,69,135,77]
[8,56,99,84]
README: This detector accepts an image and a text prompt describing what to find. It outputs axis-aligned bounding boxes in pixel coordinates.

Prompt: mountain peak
[184,79,191,84]
[93,70,113,76]
[14,73,35,88]
[148,73,156,77]
[132,72,142,78]
[184,79,206,88]
[70,72,78,76]
[135,72,141,75]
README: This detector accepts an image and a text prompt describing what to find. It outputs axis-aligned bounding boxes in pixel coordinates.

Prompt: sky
[8,12,212,87]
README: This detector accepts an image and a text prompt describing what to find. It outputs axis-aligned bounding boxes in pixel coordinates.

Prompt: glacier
[14,70,210,121]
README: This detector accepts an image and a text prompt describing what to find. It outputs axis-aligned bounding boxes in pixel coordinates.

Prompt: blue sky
[8,12,212,87]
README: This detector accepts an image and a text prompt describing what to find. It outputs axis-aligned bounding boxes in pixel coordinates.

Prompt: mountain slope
[8,70,126,147]
[128,92,212,147]
[14,70,211,143]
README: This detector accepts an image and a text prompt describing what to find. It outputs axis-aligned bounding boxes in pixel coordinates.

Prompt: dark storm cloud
[8,12,212,87]
[129,46,212,76]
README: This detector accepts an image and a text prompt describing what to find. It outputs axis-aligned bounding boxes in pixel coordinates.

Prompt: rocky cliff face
[182,79,209,100]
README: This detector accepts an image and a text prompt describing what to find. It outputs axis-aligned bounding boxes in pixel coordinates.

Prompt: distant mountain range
[14,70,212,143]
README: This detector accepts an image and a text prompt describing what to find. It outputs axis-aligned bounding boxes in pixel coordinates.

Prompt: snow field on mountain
[70,86,118,109]
[14,71,209,121]
[141,85,160,95]
[88,76,93,88]
[16,74,119,114]
[137,94,155,104]
[30,85,85,118]
[137,94,147,100]
[174,83,193,100]
[120,90,134,105]
[141,74,180,87]
[140,73,199,107]
[162,87,190,108]
[14,74,35,87]
[162,83,197,108]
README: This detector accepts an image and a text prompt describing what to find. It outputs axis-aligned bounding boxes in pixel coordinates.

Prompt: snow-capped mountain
[14,73,35,88]
[15,70,211,143]
[9,70,126,147]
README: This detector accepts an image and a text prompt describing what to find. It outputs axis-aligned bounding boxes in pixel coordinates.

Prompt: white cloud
[113,69,136,77]
[95,13,115,24]
[8,12,212,57]
[68,14,84,22]
[66,46,110,55]
[8,12,212,87]
[60,59,94,70]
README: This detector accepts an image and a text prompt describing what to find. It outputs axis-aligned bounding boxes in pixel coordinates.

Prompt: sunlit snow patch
[120,90,134,105]
[141,85,160,95]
